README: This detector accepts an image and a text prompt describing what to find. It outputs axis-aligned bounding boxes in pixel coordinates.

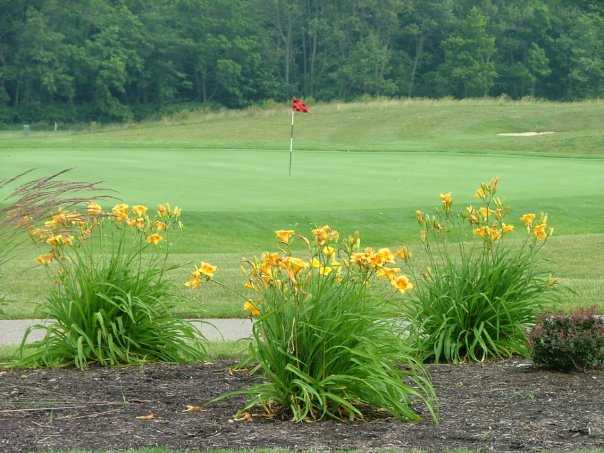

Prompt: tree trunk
[408,33,424,97]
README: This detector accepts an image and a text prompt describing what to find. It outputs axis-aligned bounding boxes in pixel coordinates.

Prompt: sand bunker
[497,131,556,137]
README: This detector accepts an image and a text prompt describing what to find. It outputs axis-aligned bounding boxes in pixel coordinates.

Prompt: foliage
[18,202,205,369]
[529,307,604,371]
[191,227,436,422]
[1,1,604,124]
[401,178,560,363]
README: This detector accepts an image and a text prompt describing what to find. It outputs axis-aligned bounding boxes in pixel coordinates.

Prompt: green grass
[1,99,602,319]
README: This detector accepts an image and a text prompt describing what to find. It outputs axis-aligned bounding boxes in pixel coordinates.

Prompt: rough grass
[1,99,602,319]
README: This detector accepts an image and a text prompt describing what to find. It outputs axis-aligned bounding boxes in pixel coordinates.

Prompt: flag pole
[288,108,295,176]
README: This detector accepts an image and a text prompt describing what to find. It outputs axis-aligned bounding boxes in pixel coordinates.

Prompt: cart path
[0,318,253,345]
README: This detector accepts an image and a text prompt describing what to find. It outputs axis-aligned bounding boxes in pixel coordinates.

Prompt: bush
[529,308,604,371]
[19,202,205,369]
[401,178,560,363]
[190,227,437,422]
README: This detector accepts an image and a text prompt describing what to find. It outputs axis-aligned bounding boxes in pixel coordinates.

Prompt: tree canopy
[1,0,603,123]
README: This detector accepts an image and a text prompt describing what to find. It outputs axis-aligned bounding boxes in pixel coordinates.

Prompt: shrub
[19,202,205,369]
[190,227,437,422]
[401,178,560,363]
[529,308,604,371]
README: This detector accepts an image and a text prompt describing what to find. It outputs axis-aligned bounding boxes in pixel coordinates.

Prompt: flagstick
[289,109,295,176]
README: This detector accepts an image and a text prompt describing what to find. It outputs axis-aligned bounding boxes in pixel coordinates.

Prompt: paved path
[0,319,253,345]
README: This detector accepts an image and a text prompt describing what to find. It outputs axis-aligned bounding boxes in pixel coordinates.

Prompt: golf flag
[289,98,310,176]
[292,98,310,113]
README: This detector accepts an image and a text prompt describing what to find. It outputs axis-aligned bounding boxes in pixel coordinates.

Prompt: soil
[0,359,602,452]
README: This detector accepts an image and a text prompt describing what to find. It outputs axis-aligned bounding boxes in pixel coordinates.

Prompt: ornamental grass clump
[401,178,560,363]
[19,202,205,369]
[189,227,436,423]
[529,307,604,371]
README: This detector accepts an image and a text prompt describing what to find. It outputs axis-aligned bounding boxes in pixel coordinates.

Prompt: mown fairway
[1,99,603,318]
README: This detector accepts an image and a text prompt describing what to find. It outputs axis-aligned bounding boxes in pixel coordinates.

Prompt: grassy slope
[1,99,602,318]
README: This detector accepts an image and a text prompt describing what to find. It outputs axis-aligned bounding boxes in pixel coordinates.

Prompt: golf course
[1,98,603,319]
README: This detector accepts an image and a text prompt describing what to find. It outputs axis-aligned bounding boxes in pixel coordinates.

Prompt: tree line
[1,0,603,124]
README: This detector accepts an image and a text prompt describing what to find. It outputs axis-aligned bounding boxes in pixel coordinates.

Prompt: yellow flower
[368,250,385,267]
[520,213,536,228]
[184,277,201,289]
[311,225,330,245]
[36,252,55,265]
[489,227,502,241]
[87,202,103,217]
[350,252,367,266]
[322,246,336,257]
[282,256,308,275]
[243,300,260,317]
[244,280,256,290]
[440,192,452,209]
[377,248,395,264]
[173,207,182,218]
[157,203,171,217]
[502,223,514,234]
[261,252,281,267]
[275,229,295,244]
[197,262,217,279]
[415,209,425,224]
[46,234,73,247]
[132,205,148,217]
[311,257,321,268]
[473,226,489,238]
[479,207,494,219]
[146,233,163,245]
[376,267,400,280]
[533,223,548,241]
[391,275,414,293]
[319,266,333,276]
[395,246,412,261]
[112,203,129,223]
[154,220,167,232]
[466,206,480,225]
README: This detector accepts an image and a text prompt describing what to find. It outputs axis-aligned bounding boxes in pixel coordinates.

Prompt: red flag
[292,98,310,113]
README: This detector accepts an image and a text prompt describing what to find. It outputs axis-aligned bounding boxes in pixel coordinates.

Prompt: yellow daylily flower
[243,300,260,317]
[502,223,514,234]
[36,252,55,265]
[87,202,103,217]
[533,223,548,241]
[440,192,452,210]
[391,275,414,293]
[377,248,395,264]
[473,226,489,238]
[319,266,333,276]
[146,233,163,245]
[520,213,536,228]
[197,262,217,279]
[376,267,400,280]
[275,229,295,244]
[132,205,148,217]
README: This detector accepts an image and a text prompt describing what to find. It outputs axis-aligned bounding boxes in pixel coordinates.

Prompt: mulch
[0,359,602,452]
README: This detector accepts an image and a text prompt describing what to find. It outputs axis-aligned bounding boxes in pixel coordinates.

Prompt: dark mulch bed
[0,359,602,452]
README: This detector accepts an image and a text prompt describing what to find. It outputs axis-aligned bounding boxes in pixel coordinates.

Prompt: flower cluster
[31,202,182,266]
[187,226,415,318]
[417,177,553,246]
